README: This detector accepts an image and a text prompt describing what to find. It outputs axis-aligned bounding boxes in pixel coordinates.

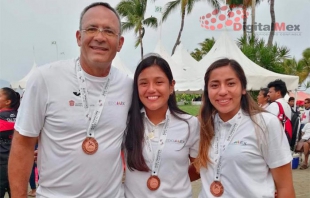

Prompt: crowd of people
[2,1,309,198]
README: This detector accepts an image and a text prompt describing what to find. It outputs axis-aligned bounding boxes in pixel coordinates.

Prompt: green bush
[176,94,201,105]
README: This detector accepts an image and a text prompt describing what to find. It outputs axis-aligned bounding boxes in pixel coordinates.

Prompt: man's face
[76,6,124,70]
[304,100,310,109]
[288,100,294,107]
[267,87,280,102]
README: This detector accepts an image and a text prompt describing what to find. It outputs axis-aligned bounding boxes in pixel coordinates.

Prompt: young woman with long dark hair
[194,58,295,198]
[124,54,200,198]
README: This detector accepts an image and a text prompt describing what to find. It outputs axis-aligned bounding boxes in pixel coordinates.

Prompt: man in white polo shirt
[8,2,132,198]
[301,98,310,129]
[266,79,292,144]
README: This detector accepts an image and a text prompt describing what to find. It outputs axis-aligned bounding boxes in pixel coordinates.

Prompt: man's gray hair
[79,2,122,35]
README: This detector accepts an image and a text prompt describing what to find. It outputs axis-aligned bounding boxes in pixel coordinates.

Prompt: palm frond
[143,17,158,28]
[162,0,181,22]
[121,21,135,33]
[116,1,134,17]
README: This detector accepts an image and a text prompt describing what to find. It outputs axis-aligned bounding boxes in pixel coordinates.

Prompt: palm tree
[190,48,204,61]
[237,34,290,73]
[251,0,255,37]
[300,48,310,69]
[116,0,158,60]
[190,37,215,61]
[267,0,275,46]
[162,0,220,56]
[282,58,307,84]
[227,0,261,39]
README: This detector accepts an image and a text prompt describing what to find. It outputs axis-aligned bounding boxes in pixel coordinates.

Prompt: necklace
[148,126,156,140]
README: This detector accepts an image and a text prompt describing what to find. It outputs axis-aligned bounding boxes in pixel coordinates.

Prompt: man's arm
[8,131,38,198]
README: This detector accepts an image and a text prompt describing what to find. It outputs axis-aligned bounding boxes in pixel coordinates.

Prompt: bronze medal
[82,137,98,155]
[210,181,224,197]
[147,175,160,191]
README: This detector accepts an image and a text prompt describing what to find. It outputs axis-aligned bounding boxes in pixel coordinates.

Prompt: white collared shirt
[199,110,292,198]
[266,98,292,119]
[124,108,200,198]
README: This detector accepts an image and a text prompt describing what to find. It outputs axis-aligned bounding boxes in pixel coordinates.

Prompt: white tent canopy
[10,61,37,90]
[171,43,202,92]
[196,31,299,91]
[154,40,199,92]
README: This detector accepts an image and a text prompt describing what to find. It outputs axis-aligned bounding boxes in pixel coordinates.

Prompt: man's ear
[117,36,124,52]
[76,30,82,47]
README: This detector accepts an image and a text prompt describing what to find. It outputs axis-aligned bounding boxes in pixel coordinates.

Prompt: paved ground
[4,162,310,198]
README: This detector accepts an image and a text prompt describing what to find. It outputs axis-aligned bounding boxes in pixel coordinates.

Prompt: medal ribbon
[213,110,242,182]
[76,59,111,138]
[144,115,170,176]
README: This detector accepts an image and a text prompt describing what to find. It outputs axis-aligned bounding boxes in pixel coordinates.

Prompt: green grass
[178,105,201,116]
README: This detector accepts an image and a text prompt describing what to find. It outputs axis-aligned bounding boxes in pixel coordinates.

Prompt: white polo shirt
[266,98,292,119]
[301,109,310,124]
[124,108,200,198]
[199,111,292,198]
[301,123,310,140]
[15,58,133,198]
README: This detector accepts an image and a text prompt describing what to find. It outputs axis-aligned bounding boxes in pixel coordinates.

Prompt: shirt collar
[140,107,171,125]
[215,108,244,126]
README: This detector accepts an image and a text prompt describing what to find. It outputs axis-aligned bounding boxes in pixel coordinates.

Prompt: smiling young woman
[194,58,295,198]
[124,54,200,198]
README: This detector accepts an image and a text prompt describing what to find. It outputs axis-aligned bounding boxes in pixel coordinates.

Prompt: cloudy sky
[0,0,309,87]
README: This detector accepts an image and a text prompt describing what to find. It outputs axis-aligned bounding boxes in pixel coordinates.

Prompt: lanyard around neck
[76,59,111,137]
[213,110,243,182]
[144,115,170,176]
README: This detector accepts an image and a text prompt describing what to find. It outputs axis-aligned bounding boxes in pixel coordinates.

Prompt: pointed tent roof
[197,31,299,91]
[171,43,202,91]
[112,53,134,78]
[10,61,37,90]
[154,40,200,92]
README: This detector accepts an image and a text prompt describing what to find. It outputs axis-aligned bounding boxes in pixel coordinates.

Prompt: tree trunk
[171,10,185,56]
[268,0,275,46]
[139,28,144,60]
[242,4,247,40]
[251,0,255,37]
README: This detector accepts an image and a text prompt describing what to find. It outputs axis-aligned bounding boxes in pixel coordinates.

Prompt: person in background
[257,87,270,109]
[0,87,20,198]
[194,58,295,198]
[288,97,295,111]
[266,79,292,119]
[300,98,310,130]
[298,123,310,170]
[124,54,200,198]
[8,2,132,198]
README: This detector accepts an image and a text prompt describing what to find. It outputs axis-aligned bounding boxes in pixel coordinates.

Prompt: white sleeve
[265,102,279,117]
[15,68,48,137]
[262,114,292,169]
[188,117,200,158]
